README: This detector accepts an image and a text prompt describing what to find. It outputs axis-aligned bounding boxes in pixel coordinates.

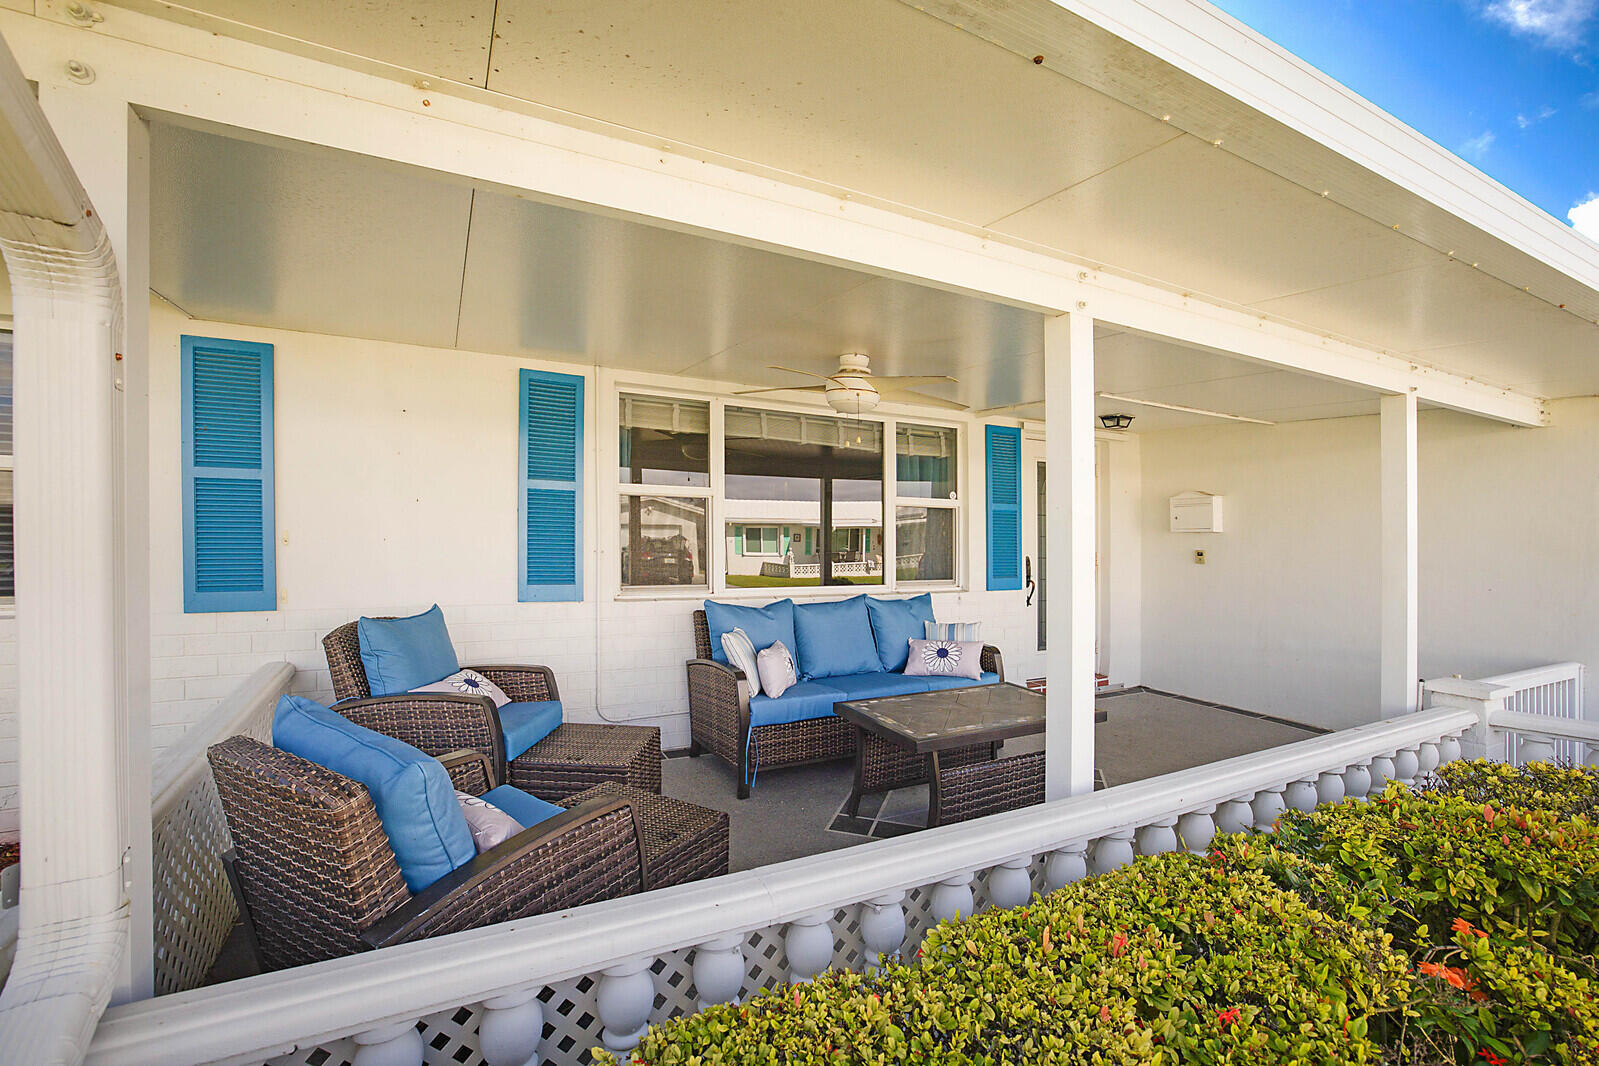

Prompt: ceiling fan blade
[765,364,833,381]
[882,390,969,411]
[733,384,829,395]
[875,375,959,387]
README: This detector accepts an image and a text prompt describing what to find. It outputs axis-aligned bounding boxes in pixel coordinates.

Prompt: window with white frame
[618,393,710,588]
[894,422,958,584]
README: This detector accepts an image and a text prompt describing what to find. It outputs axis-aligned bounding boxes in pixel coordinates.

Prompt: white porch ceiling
[103,0,1599,402]
[149,119,1379,430]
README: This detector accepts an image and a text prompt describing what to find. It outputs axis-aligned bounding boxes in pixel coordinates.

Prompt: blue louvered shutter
[520,369,584,601]
[986,425,1022,591]
[182,336,275,612]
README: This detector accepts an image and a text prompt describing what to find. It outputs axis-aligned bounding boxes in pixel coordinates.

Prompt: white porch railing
[85,705,1476,1066]
[1425,662,1592,767]
[150,663,295,996]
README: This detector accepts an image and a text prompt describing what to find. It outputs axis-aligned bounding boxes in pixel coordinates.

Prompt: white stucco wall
[1139,398,1599,731]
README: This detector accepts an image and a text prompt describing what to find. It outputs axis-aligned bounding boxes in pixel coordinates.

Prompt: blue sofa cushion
[821,671,932,700]
[864,594,937,673]
[273,694,474,893]
[498,700,563,761]
[919,672,1002,691]
[357,605,460,696]
[480,785,564,831]
[793,595,881,680]
[748,680,847,728]
[703,598,797,665]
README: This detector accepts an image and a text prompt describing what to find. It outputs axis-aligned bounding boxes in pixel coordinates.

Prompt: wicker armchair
[686,609,1005,799]
[323,621,661,800]
[209,736,647,971]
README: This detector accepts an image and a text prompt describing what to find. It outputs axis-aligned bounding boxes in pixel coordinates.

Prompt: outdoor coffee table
[836,683,1107,828]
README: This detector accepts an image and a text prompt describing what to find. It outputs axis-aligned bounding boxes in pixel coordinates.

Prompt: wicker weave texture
[858,734,992,794]
[559,783,729,890]
[510,723,662,800]
[935,750,1046,826]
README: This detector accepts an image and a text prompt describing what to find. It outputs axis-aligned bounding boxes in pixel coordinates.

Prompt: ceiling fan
[734,354,966,415]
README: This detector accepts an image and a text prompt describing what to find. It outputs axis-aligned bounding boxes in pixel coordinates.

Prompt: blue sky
[1210,0,1599,239]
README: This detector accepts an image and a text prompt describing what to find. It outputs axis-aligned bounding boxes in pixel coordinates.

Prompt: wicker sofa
[687,608,1004,798]
[209,737,646,971]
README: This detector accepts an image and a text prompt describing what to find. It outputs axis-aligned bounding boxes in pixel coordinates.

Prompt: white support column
[1043,311,1095,799]
[1380,391,1419,718]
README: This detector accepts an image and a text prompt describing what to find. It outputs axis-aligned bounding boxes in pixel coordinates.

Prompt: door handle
[1024,555,1035,607]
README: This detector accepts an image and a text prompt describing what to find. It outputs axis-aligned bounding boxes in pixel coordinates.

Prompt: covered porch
[0,1,1595,1064]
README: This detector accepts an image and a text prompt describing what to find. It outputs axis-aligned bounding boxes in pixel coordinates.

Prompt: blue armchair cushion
[273,694,474,892]
[703,598,797,665]
[864,594,937,672]
[479,785,565,831]
[793,595,881,679]
[499,700,563,761]
[357,605,460,696]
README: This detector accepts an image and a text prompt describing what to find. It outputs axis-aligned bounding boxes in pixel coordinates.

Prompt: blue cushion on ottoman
[357,605,460,696]
[480,785,564,831]
[793,595,880,679]
[273,694,474,892]
[864,594,936,672]
[703,598,796,664]
[499,700,564,761]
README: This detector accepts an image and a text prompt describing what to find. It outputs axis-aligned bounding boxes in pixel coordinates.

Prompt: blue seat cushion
[274,694,474,892]
[823,671,933,700]
[864,594,937,673]
[748,680,848,728]
[703,598,797,665]
[919,672,1002,691]
[498,700,563,761]
[357,605,460,697]
[480,785,564,831]
[793,595,881,680]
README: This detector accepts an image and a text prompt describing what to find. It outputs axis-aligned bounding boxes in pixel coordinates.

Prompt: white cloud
[1460,129,1496,160]
[1515,105,1558,127]
[1480,0,1597,47]
[1570,192,1599,238]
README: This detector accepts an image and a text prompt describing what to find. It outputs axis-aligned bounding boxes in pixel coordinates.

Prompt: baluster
[1585,745,1599,771]
[1342,762,1372,801]
[1251,788,1286,831]
[1392,748,1420,786]
[1134,818,1178,857]
[987,858,1033,911]
[929,871,975,924]
[784,912,834,982]
[480,988,543,1066]
[1416,741,1441,781]
[1315,770,1345,805]
[597,958,655,1057]
[1175,809,1216,855]
[1437,734,1462,765]
[1043,845,1087,891]
[1213,799,1253,836]
[1369,754,1395,797]
[352,1021,424,1066]
[1088,832,1134,875]
[692,934,745,1011]
[1284,779,1317,813]
[1520,734,1556,765]
[860,891,907,971]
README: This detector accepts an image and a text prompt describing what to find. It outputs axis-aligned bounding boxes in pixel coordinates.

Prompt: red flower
[1451,917,1487,939]
[1478,1049,1508,1066]
[1217,1007,1241,1030]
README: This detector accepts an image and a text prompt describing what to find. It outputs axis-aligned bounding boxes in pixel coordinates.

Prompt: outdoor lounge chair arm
[466,664,561,703]
[981,645,1005,682]
[358,796,647,949]
[436,748,497,794]
[331,692,504,773]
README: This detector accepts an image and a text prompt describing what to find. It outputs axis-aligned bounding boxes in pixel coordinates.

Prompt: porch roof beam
[0,9,1550,427]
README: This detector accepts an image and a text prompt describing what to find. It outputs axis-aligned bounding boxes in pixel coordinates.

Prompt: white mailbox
[1170,491,1223,533]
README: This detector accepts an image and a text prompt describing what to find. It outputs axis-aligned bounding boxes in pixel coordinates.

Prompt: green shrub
[1428,760,1599,822]
[599,763,1599,1065]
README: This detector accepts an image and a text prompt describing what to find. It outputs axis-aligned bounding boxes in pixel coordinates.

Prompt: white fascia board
[0,7,1547,426]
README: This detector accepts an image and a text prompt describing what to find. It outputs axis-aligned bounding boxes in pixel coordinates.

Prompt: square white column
[1380,391,1418,718]
[1044,311,1095,798]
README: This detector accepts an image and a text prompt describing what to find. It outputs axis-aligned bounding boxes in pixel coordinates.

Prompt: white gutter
[0,31,129,1066]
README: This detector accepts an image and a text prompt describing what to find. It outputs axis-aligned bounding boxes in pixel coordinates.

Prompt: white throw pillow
[721,627,762,689]
[756,640,798,699]
[455,791,524,852]
[412,668,511,709]
[925,620,982,643]
[904,638,984,680]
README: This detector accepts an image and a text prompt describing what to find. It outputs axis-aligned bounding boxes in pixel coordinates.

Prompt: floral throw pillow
[412,668,512,708]
[903,638,984,680]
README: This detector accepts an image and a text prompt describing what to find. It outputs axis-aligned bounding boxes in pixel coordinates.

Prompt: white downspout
[0,34,130,1066]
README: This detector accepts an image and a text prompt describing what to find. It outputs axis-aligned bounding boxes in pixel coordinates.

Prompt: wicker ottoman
[558,782,729,890]
[509,722,662,801]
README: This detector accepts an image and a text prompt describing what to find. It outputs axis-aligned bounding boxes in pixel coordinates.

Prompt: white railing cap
[150,663,295,816]
[1489,710,1599,743]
